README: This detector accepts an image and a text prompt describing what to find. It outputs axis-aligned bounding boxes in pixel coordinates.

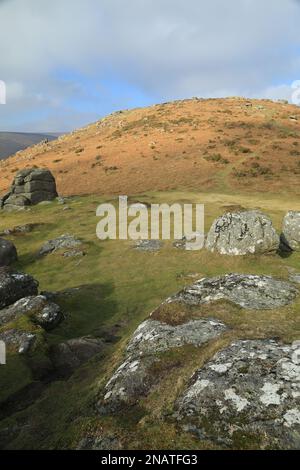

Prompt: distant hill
[0,132,61,160]
[0,98,300,197]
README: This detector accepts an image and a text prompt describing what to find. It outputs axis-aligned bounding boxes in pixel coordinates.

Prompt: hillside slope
[0,98,300,197]
[0,132,59,161]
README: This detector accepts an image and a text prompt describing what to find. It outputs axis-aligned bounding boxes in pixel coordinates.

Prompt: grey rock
[50,337,104,374]
[37,234,82,257]
[205,210,280,255]
[99,318,227,413]
[282,211,300,251]
[62,249,85,258]
[0,238,18,266]
[77,435,122,450]
[289,273,300,284]
[0,223,43,236]
[1,168,57,210]
[169,273,298,310]
[175,339,300,449]
[133,240,163,252]
[0,269,39,309]
[0,295,62,329]
[0,328,36,354]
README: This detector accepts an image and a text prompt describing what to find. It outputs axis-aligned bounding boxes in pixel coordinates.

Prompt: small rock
[37,234,82,257]
[133,240,163,252]
[0,238,18,266]
[0,329,36,354]
[0,268,39,309]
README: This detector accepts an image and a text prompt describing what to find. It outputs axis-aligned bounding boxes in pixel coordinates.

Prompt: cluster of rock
[99,273,300,449]
[0,268,63,353]
[0,168,57,210]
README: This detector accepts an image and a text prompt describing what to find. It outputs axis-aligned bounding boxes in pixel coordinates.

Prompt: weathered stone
[99,318,227,413]
[37,234,82,257]
[0,328,36,354]
[282,211,300,251]
[50,337,104,374]
[1,168,57,210]
[205,210,280,255]
[133,240,163,252]
[175,339,300,449]
[77,435,122,450]
[169,274,298,310]
[0,269,38,309]
[0,223,43,236]
[0,238,17,266]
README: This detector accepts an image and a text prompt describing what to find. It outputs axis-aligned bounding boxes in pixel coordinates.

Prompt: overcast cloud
[0,0,300,132]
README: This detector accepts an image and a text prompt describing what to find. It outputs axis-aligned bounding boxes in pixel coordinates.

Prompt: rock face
[169,274,298,310]
[50,337,104,375]
[282,211,300,251]
[0,168,57,210]
[99,318,227,413]
[0,269,39,309]
[0,238,17,266]
[175,339,300,449]
[205,210,280,255]
[37,234,82,257]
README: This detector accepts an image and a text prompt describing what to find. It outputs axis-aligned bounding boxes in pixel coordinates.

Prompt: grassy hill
[0,98,299,198]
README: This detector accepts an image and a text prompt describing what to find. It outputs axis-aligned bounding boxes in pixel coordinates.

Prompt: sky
[0,0,300,133]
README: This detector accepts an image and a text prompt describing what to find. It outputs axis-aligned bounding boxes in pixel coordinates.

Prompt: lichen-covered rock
[0,329,36,354]
[0,238,17,266]
[37,234,82,257]
[175,339,300,449]
[0,295,63,330]
[205,211,279,255]
[50,337,104,375]
[0,268,39,309]
[1,168,57,210]
[282,211,300,251]
[169,274,298,310]
[133,240,163,252]
[99,318,227,413]
[0,223,44,236]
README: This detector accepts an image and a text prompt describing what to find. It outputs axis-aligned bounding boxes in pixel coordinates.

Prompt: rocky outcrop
[0,223,44,236]
[0,268,38,309]
[282,211,300,251]
[98,318,227,413]
[169,274,298,310]
[205,210,280,255]
[37,234,82,257]
[0,168,58,210]
[0,239,17,266]
[50,337,104,375]
[175,339,300,449]
[133,240,163,252]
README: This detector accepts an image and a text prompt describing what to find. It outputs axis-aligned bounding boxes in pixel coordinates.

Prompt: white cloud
[0,0,300,131]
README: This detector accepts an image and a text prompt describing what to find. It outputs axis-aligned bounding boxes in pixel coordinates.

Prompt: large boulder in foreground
[0,268,38,309]
[0,238,17,266]
[282,211,300,251]
[205,210,280,255]
[175,339,300,449]
[169,274,298,310]
[1,168,58,210]
[98,318,227,413]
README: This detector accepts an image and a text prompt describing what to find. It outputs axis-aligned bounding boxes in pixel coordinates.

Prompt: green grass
[0,191,299,449]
